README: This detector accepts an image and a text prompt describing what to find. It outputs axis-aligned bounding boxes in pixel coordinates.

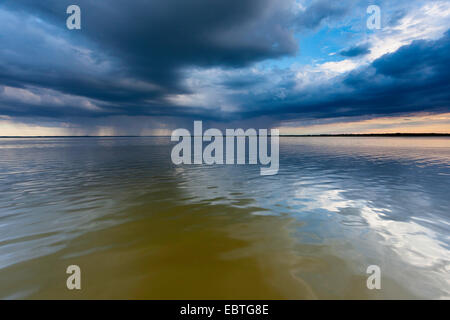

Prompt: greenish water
[0,137,449,299]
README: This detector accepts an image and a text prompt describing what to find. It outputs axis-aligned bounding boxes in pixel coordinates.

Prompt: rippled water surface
[0,137,449,299]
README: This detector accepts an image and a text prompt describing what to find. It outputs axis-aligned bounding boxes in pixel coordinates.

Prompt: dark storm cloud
[0,0,317,122]
[239,31,450,120]
[2,0,297,90]
[339,44,371,57]
[0,0,448,128]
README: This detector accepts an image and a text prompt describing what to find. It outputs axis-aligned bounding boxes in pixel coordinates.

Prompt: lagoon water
[0,137,449,299]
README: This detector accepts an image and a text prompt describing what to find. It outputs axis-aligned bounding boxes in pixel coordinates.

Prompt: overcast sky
[0,0,449,135]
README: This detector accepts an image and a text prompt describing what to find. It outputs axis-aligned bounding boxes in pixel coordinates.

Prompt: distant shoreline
[0,133,449,138]
[280,133,450,137]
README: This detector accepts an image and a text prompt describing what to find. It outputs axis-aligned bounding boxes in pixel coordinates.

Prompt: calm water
[0,137,449,299]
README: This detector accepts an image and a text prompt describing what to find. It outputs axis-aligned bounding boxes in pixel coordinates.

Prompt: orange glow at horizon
[0,112,449,136]
[277,113,450,135]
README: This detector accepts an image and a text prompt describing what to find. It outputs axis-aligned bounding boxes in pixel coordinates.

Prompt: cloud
[294,0,353,29]
[0,0,307,121]
[3,0,298,85]
[0,0,449,134]
[339,44,371,57]
[231,29,450,122]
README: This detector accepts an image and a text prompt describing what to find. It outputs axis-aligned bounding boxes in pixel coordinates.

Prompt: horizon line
[0,133,449,138]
